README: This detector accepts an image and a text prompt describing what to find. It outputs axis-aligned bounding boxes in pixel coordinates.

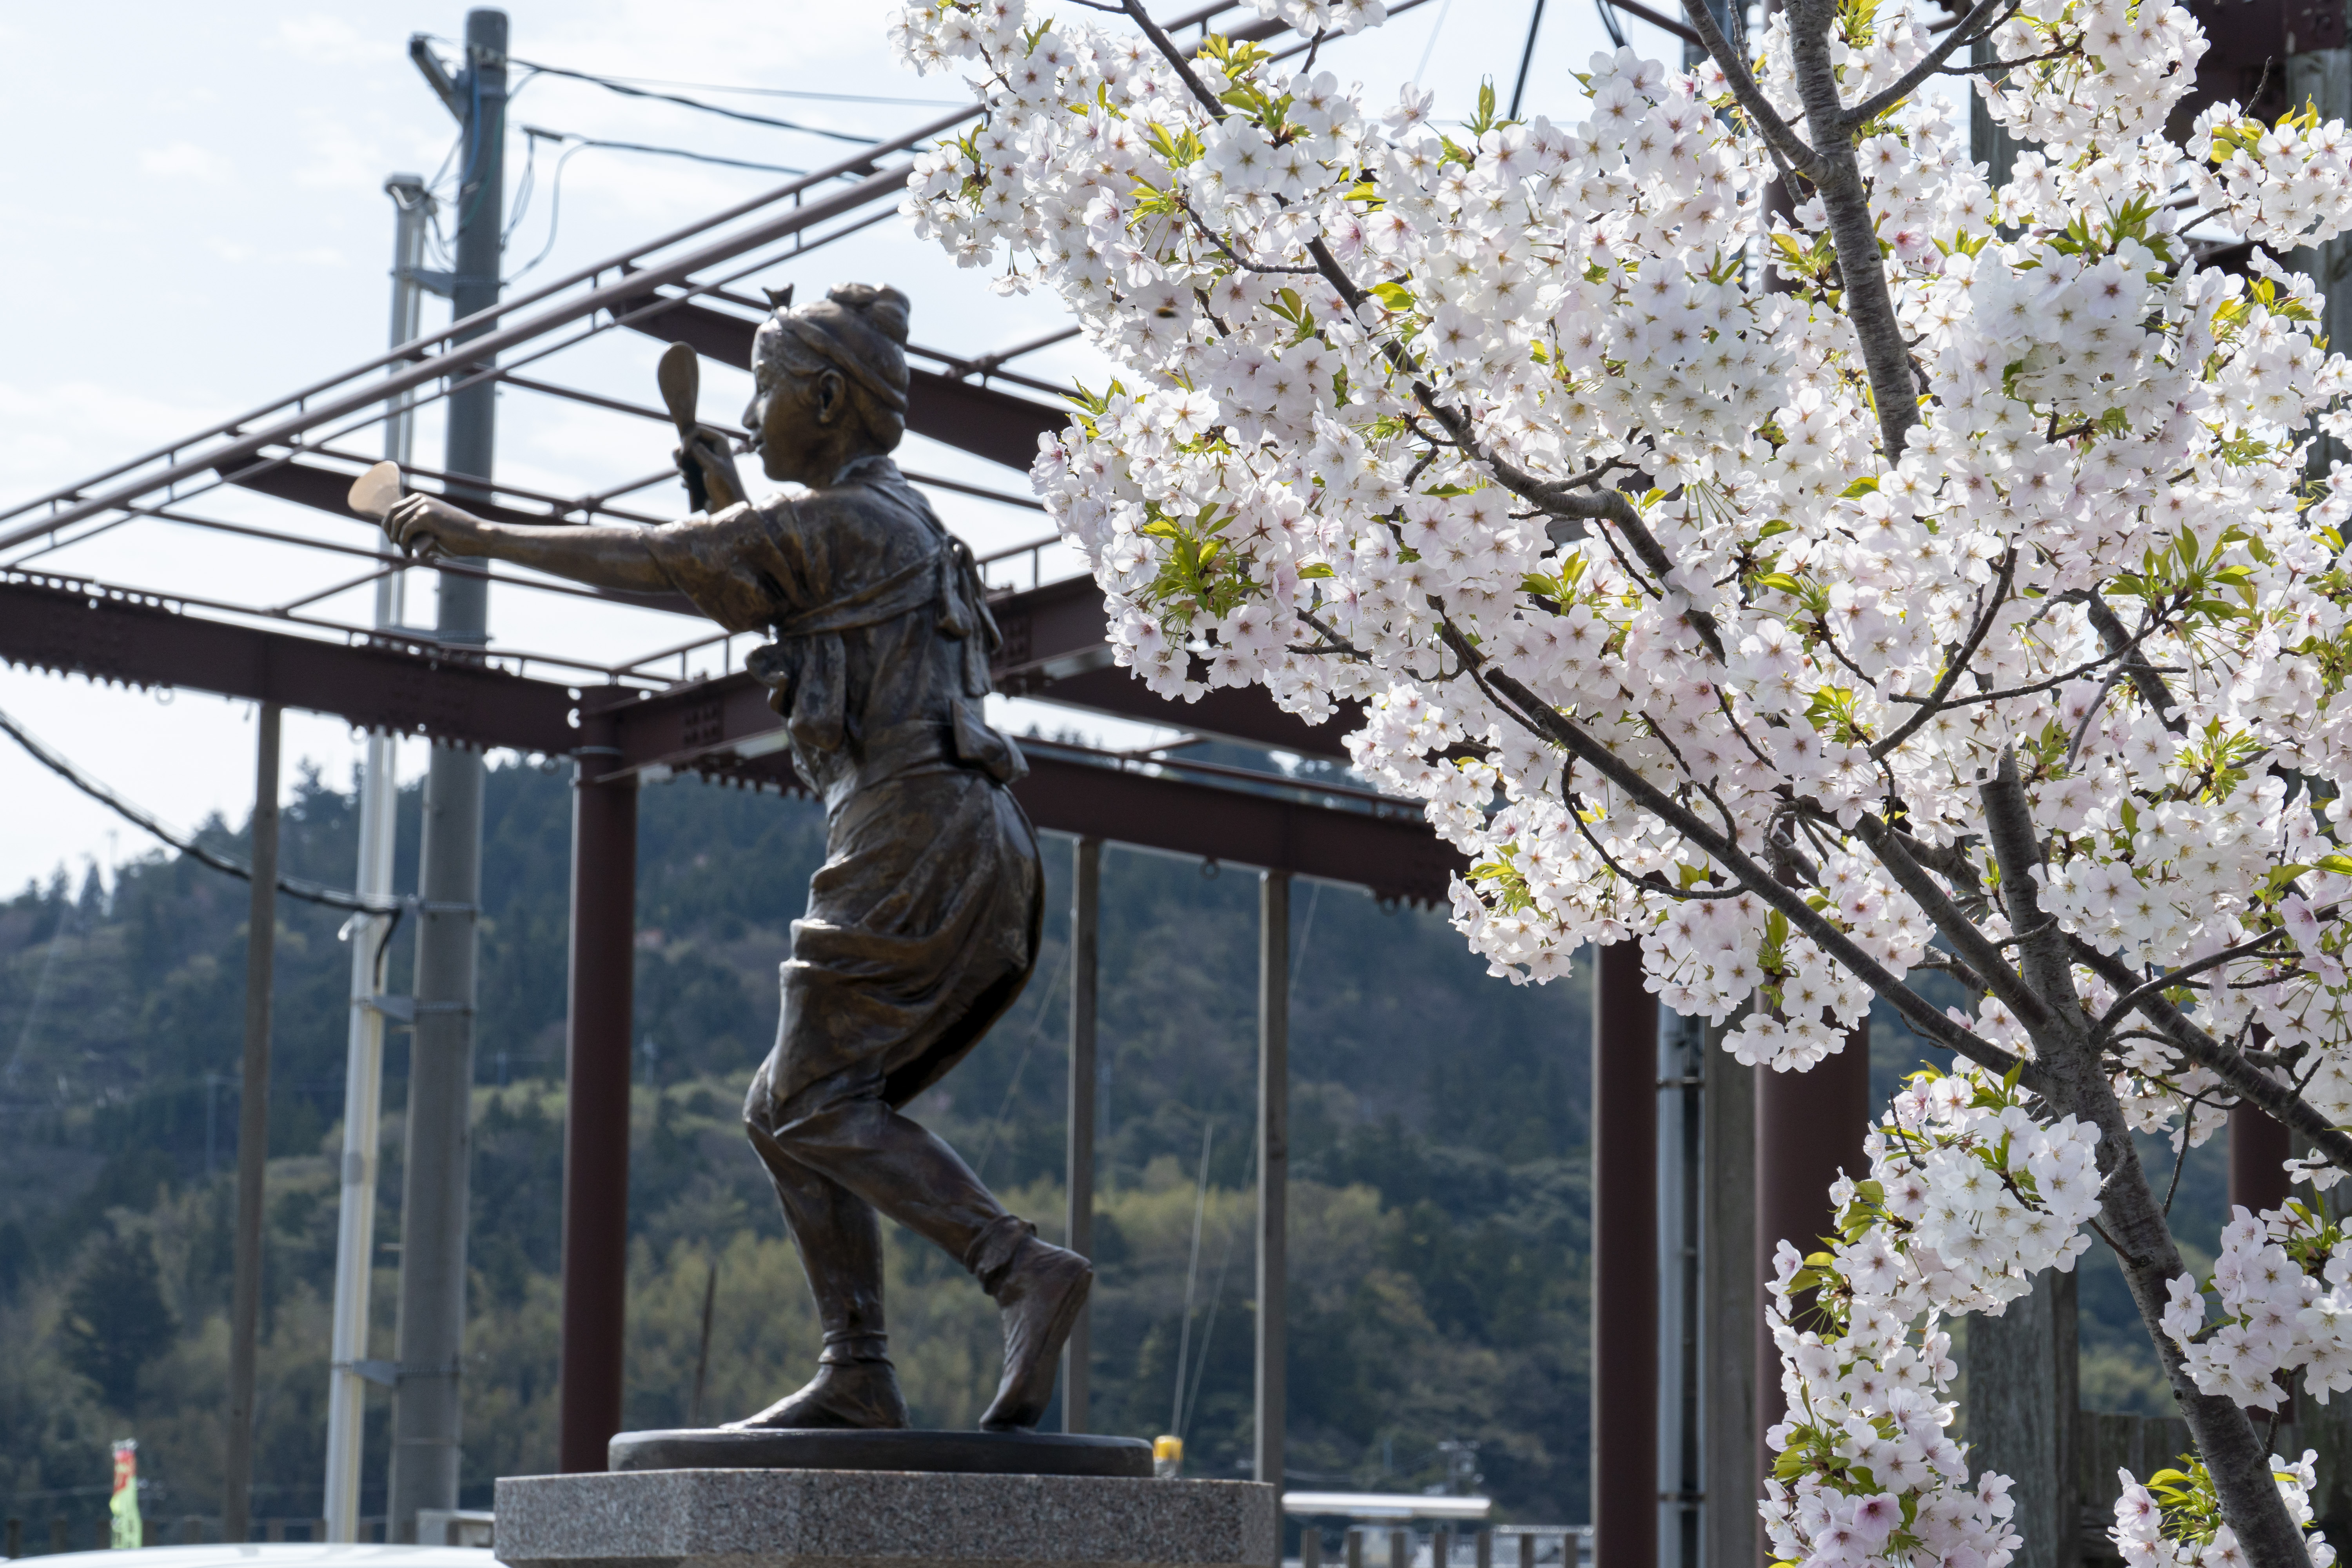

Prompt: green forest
[0,753,1603,1537]
[0,733,2237,1541]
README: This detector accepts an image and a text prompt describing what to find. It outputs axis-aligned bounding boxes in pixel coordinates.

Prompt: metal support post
[387,10,504,1539]
[1754,1024,1870,1441]
[1590,942,1655,1568]
[2290,45,2352,473]
[1063,837,1101,1433]
[558,717,637,1471]
[2232,1103,2294,1216]
[323,169,430,1544]
[223,702,281,1544]
[1255,870,1289,1508]
[1964,1270,2078,1568]
[1655,1009,1706,1568]
[1700,1025,1757,1568]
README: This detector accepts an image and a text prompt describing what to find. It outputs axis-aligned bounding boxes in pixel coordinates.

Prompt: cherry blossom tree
[886,0,2352,1560]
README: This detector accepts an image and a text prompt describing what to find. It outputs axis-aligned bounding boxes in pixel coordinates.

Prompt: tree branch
[2069,936,2352,1178]
[2082,590,2185,735]
[1869,548,2015,759]
[1847,809,2047,1028]
[1978,748,2089,1051]
[1677,0,1820,175]
[1840,0,2022,126]
[1782,0,1925,459]
[1443,624,2045,1093]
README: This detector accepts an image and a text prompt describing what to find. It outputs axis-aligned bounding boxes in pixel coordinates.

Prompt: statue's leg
[728,1066,909,1430]
[766,1069,1093,1433]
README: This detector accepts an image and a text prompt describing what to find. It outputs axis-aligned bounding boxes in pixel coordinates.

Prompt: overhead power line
[0,704,397,916]
[507,125,818,285]
[508,58,882,145]
[523,125,808,176]
[548,72,964,108]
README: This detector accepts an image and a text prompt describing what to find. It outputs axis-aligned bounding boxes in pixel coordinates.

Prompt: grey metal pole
[387,9,503,1542]
[1254,870,1289,1512]
[222,702,281,1545]
[1700,1023,1757,1568]
[2289,46,2352,474]
[323,170,430,1545]
[1962,1271,2078,1568]
[1063,837,1100,1433]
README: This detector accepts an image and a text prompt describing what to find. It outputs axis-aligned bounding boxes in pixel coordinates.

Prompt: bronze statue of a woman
[383,282,1091,1434]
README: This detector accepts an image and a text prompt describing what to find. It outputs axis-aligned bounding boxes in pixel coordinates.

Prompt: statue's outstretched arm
[383,494,673,593]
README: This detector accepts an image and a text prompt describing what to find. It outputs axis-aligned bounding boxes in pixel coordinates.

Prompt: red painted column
[559,717,637,1473]
[1754,1023,1871,1440]
[2230,1103,2292,1216]
[1592,942,1657,1568]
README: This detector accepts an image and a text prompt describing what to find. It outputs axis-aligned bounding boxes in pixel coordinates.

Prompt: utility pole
[322,171,432,1544]
[222,703,282,1545]
[387,10,503,1542]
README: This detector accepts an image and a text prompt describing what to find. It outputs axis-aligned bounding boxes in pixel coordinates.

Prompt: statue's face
[743,358,858,486]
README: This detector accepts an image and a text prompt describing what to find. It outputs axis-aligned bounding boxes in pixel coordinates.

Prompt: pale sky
[0,0,1664,900]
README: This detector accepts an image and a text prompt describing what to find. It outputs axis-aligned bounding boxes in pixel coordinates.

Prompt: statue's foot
[727,1359,909,1430]
[978,1238,1094,1433]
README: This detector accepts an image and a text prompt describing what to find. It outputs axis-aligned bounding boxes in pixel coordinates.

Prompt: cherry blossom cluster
[2111,1453,2337,1568]
[2160,1203,2352,1411]
[2187,102,2352,252]
[1760,1065,2100,1568]
[885,0,2352,1551]
[886,0,2352,1070]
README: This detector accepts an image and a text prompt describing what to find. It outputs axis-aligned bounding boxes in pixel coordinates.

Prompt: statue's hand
[384,494,488,559]
[676,428,744,514]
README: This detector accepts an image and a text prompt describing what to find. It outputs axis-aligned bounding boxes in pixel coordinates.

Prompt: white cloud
[139,141,233,182]
[273,15,395,66]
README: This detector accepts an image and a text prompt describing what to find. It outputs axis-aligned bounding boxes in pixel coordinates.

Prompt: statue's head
[744,282,911,485]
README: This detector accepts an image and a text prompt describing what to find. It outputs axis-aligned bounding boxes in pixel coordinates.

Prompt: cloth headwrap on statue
[757,284,911,414]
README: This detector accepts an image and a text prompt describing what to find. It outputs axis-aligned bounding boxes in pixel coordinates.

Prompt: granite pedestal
[495,1450,1278,1568]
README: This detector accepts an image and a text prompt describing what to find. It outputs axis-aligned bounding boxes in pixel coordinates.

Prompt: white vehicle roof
[40,1547,497,1568]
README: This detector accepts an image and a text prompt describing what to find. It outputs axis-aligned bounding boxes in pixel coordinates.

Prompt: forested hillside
[0,755,1598,1533]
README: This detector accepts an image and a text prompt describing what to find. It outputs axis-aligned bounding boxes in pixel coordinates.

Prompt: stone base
[609,1429,1151,1479]
[495,1467,1278,1568]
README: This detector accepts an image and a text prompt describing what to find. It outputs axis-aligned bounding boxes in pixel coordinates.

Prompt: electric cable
[534,71,962,107]
[521,125,809,176]
[1511,0,1549,117]
[506,57,882,145]
[505,127,814,286]
[1411,0,1455,87]
[0,704,400,917]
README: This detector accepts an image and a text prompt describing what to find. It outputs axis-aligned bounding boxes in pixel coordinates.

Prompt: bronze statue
[381,282,1091,1434]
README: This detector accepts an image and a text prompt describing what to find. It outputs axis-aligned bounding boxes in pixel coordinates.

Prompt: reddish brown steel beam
[989,573,1361,761]
[559,710,637,1472]
[1755,1024,1871,1441]
[2230,1103,2292,1214]
[1591,942,1657,1568]
[0,571,1450,903]
[612,291,1070,471]
[208,440,1362,761]
[0,572,578,754]
[583,675,1456,906]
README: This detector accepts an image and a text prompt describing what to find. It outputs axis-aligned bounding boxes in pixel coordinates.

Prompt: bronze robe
[644,455,1041,1114]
